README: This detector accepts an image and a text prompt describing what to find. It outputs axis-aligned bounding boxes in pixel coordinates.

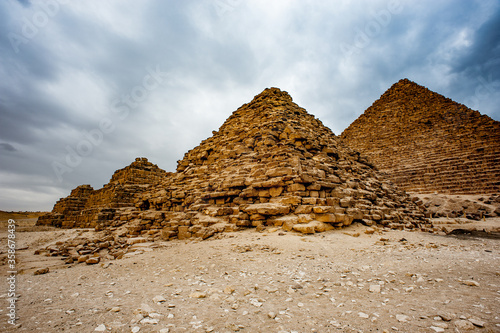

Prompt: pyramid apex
[390,78,422,89]
[253,87,293,102]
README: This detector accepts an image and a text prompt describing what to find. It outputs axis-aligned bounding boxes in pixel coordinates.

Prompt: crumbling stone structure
[341,79,500,194]
[39,88,430,239]
[37,158,167,228]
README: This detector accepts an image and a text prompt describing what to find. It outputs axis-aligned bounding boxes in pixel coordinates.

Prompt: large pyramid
[39,88,429,239]
[341,79,500,194]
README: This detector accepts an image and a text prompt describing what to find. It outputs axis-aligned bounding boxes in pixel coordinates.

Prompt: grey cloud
[16,0,30,6]
[0,0,499,211]
[0,143,17,152]
[452,9,500,77]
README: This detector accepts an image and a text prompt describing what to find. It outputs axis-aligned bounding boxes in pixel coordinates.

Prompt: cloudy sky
[1,0,499,211]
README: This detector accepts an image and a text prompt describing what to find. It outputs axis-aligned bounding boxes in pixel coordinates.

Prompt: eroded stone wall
[37,158,167,228]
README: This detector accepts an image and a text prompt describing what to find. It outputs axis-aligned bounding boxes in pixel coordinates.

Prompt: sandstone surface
[341,78,500,194]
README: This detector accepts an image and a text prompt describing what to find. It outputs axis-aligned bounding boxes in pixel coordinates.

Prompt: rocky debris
[461,279,480,287]
[11,226,500,332]
[33,267,49,275]
[153,295,166,304]
[413,193,500,219]
[33,230,155,265]
[468,318,486,327]
[133,88,429,240]
[94,324,106,331]
[36,87,431,249]
[395,314,409,322]
[86,256,100,265]
[189,291,207,298]
[454,319,475,330]
[341,78,500,194]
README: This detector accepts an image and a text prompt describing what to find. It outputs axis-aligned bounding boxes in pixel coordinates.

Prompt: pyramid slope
[132,88,428,239]
[341,79,500,194]
[38,88,429,240]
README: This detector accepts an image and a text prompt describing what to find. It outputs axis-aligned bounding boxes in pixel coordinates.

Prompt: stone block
[244,203,290,216]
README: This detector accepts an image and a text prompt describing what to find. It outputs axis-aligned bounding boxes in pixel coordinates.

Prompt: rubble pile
[38,88,430,245]
[115,88,429,240]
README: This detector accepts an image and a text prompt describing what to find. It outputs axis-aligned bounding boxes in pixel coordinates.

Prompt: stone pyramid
[341,79,500,194]
[37,157,167,228]
[39,88,429,239]
[120,88,428,239]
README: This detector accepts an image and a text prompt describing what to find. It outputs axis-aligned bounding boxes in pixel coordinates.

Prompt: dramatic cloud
[1,0,499,211]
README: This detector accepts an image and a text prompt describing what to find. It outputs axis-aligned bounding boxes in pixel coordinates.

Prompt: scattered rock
[189,292,206,299]
[468,318,485,327]
[461,280,480,287]
[249,298,263,307]
[77,255,90,263]
[153,295,166,303]
[86,257,100,265]
[94,324,106,332]
[34,267,49,275]
[224,286,235,295]
[364,227,376,234]
[454,319,475,330]
[140,317,159,324]
[437,312,453,321]
[396,314,409,323]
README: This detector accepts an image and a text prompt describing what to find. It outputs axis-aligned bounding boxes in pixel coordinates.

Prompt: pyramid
[341,79,500,194]
[37,157,167,228]
[39,88,429,239]
[121,88,428,238]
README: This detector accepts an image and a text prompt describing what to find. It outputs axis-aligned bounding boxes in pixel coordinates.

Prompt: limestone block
[244,203,290,216]
[269,187,284,197]
[297,213,315,223]
[312,206,336,214]
[288,183,306,192]
[178,226,191,239]
[292,223,315,234]
[295,205,313,214]
[267,215,298,227]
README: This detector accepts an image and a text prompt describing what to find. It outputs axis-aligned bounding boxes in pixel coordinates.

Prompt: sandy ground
[0,217,499,333]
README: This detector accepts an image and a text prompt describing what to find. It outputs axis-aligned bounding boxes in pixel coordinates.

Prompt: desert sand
[1,214,499,333]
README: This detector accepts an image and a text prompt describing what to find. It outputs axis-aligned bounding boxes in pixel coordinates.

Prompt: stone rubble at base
[37,88,430,247]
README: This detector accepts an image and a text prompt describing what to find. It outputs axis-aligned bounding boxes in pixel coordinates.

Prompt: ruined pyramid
[37,157,168,228]
[39,87,429,239]
[341,79,500,194]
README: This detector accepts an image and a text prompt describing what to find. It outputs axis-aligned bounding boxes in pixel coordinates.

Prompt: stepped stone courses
[341,78,500,194]
[37,158,167,228]
[38,87,429,241]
